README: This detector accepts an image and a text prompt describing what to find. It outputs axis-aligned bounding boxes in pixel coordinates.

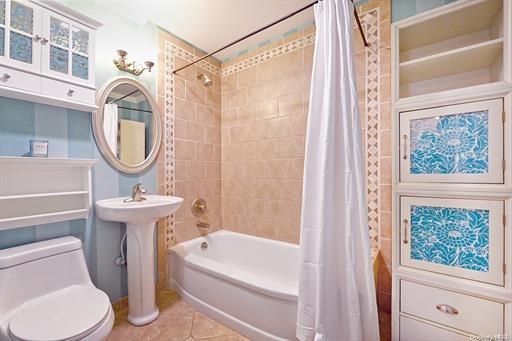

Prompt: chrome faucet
[124,183,147,202]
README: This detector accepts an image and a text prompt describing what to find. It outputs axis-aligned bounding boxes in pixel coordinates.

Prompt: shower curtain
[103,103,118,156]
[296,0,379,340]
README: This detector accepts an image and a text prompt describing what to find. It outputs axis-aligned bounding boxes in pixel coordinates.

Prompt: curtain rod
[172,0,368,74]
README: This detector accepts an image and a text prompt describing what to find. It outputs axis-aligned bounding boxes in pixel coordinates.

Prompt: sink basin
[95,195,184,225]
[95,195,183,326]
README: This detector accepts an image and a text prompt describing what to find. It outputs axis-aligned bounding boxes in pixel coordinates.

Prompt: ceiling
[93,0,316,61]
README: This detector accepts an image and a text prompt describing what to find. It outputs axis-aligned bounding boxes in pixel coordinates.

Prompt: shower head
[197,73,213,87]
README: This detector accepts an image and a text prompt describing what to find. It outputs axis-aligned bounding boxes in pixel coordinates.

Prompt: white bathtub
[168,230,299,341]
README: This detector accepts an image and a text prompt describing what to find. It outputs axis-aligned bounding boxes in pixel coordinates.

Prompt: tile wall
[157,0,392,313]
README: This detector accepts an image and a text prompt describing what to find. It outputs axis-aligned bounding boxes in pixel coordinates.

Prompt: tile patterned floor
[107,290,248,341]
[108,289,392,341]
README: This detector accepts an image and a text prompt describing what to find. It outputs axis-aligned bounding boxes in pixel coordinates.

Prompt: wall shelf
[0,157,97,230]
[394,0,505,100]
[399,38,503,84]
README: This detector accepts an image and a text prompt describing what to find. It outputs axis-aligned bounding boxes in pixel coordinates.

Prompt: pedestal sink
[95,195,184,326]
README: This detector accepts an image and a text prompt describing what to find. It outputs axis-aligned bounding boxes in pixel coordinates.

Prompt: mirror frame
[92,77,162,174]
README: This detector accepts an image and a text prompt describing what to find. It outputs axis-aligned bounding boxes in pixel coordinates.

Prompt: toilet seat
[9,285,111,341]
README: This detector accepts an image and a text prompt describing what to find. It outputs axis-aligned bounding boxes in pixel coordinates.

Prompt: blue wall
[0,2,158,302]
[392,0,458,22]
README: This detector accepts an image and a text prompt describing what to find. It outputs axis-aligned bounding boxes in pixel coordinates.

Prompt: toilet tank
[0,237,92,315]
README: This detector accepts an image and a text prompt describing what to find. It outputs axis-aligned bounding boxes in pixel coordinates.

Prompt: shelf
[399,0,502,52]
[399,38,503,84]
[0,209,89,231]
[0,156,97,230]
[0,191,88,201]
[0,156,97,167]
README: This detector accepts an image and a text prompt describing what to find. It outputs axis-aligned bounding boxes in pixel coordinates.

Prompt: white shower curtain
[296,0,379,340]
[103,103,118,155]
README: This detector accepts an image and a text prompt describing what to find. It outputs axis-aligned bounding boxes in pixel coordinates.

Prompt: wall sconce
[113,50,154,76]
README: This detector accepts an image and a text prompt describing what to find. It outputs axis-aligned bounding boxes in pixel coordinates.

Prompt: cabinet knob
[34,35,42,42]
[436,304,459,315]
[2,73,11,80]
[67,89,74,96]
[41,37,48,44]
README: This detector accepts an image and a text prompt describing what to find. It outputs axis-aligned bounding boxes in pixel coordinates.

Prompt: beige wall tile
[278,49,304,76]
[267,117,290,138]
[186,81,206,105]
[186,121,205,142]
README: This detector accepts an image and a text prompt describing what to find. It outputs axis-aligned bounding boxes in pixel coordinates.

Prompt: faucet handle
[133,182,147,194]
[191,198,209,216]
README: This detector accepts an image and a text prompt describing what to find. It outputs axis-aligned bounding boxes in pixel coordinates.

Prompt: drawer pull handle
[2,73,11,80]
[402,219,409,244]
[67,89,74,96]
[402,134,408,160]
[436,304,458,315]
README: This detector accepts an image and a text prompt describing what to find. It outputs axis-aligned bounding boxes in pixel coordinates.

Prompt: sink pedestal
[94,195,184,326]
[126,222,159,326]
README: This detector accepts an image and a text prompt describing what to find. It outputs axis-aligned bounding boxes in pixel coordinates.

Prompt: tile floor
[107,290,248,341]
[107,289,392,341]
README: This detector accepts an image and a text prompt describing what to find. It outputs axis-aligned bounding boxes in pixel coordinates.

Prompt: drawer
[401,280,503,335]
[400,316,468,341]
[42,78,95,104]
[0,67,41,93]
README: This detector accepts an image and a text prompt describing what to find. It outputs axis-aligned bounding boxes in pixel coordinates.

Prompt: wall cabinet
[400,98,504,184]
[0,0,101,111]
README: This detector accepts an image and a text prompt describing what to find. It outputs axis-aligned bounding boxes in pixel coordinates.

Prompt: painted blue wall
[392,0,458,22]
[0,2,158,302]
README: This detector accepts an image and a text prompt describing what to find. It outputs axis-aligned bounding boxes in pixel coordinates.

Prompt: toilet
[0,237,114,341]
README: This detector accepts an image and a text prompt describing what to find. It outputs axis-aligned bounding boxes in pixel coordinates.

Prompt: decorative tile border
[164,8,381,248]
[221,33,315,77]
[362,8,380,249]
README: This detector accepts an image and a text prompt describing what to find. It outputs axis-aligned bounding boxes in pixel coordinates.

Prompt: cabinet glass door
[399,99,504,183]
[0,0,41,72]
[41,10,93,85]
[400,196,504,285]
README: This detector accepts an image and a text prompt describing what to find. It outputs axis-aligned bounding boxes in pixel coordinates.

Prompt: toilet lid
[9,285,111,341]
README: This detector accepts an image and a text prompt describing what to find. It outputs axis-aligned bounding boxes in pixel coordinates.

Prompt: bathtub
[168,230,299,341]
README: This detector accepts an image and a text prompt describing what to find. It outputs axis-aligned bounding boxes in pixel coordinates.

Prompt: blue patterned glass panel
[410,111,489,175]
[72,53,88,79]
[10,1,33,34]
[9,31,31,63]
[0,1,5,25]
[410,205,489,272]
[50,45,68,73]
[0,28,4,56]
[50,17,69,47]
[72,26,88,54]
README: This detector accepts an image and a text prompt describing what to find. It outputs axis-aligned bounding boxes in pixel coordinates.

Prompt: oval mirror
[93,77,162,174]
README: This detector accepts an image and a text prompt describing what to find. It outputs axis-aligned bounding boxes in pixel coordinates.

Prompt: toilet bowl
[0,237,114,341]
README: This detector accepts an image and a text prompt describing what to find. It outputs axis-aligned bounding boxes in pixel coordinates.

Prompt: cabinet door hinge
[504,263,507,275]
[503,159,506,172]
[503,214,506,226]
[502,111,506,122]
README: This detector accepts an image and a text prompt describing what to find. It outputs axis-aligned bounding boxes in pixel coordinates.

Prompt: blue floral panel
[9,31,31,63]
[72,53,88,79]
[0,28,4,56]
[0,1,5,25]
[10,1,33,34]
[50,45,68,74]
[50,17,69,47]
[72,26,89,54]
[410,205,489,272]
[410,111,489,175]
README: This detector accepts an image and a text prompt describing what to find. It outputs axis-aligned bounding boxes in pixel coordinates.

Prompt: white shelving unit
[0,157,97,229]
[391,0,512,339]
[393,0,507,101]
